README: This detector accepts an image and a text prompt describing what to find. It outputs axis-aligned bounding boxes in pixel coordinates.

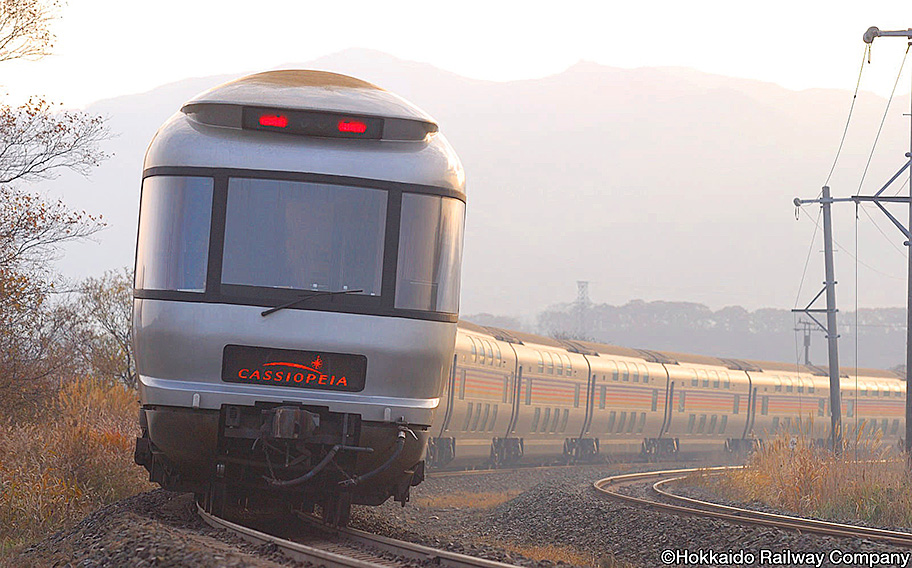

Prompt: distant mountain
[43,49,911,335]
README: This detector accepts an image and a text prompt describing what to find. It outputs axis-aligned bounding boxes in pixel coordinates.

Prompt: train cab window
[720,415,728,434]
[636,412,646,433]
[651,390,658,412]
[772,416,779,431]
[617,412,627,433]
[490,405,498,431]
[560,409,570,432]
[733,394,740,414]
[574,384,581,408]
[722,372,730,389]
[531,408,541,431]
[462,402,473,431]
[678,391,686,412]
[223,178,387,295]
[479,404,490,432]
[395,193,465,313]
[687,414,696,433]
[818,399,825,417]
[550,408,560,433]
[711,371,720,389]
[136,176,214,292]
[761,396,769,415]
[541,408,551,432]
[606,411,616,433]
[697,415,706,433]
[709,415,718,434]
[892,419,900,435]
[537,352,544,374]
[459,370,466,400]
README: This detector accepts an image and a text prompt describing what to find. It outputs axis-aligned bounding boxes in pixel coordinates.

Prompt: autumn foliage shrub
[0,378,153,553]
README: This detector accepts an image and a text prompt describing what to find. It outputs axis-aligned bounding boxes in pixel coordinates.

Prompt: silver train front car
[132,70,466,521]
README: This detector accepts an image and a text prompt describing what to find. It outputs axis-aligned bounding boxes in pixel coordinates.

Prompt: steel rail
[197,502,521,568]
[594,467,912,547]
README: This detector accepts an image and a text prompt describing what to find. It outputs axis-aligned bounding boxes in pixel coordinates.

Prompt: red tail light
[259,114,288,128]
[338,120,367,134]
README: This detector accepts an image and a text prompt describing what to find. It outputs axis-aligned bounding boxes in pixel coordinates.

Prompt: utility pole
[793,186,843,452]
[794,27,912,454]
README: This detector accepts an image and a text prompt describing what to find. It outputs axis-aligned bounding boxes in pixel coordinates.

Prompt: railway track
[197,502,521,568]
[594,467,912,547]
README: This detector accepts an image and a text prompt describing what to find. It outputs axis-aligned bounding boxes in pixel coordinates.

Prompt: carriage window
[531,407,541,431]
[471,403,482,431]
[606,411,616,433]
[697,414,706,433]
[599,385,607,409]
[817,399,825,416]
[733,394,740,414]
[631,367,639,383]
[462,402,473,431]
[502,377,509,403]
[565,356,573,376]
[700,370,708,388]
[678,391,686,412]
[541,408,551,432]
[636,412,646,433]
[469,338,477,364]
[556,356,563,376]
[525,377,533,405]
[477,339,486,365]
[479,404,490,432]
[690,370,698,387]
[484,341,494,365]
[547,353,555,375]
[136,176,213,292]
[761,396,769,415]
[574,384,581,408]
[772,416,779,430]
[722,372,730,389]
[686,414,695,433]
[651,390,658,412]
[459,370,466,400]
[720,415,728,433]
[617,412,627,433]
[892,419,900,435]
[611,362,619,381]
[550,408,560,433]
[709,415,718,434]
[560,409,569,432]
[490,405,498,431]
[223,179,386,295]
[537,351,544,374]
[621,363,629,382]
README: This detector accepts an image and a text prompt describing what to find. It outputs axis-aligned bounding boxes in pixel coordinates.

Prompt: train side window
[846,400,855,418]
[565,356,573,377]
[720,415,728,434]
[556,356,563,376]
[531,407,541,431]
[817,399,825,417]
[550,408,560,433]
[541,408,551,432]
[808,383,815,393]
[697,414,706,433]
[486,341,494,365]
[560,409,570,432]
[785,378,793,393]
[722,372,730,389]
[548,353,556,375]
[526,377,533,405]
[599,385,607,409]
[502,376,509,403]
[651,389,658,412]
[469,338,477,364]
[761,396,769,415]
[700,370,708,388]
[678,391,686,413]
[574,384,581,408]
[490,405,498,431]
[774,377,782,392]
[641,364,649,384]
[537,351,544,373]
[687,414,696,433]
[797,379,804,393]
[621,362,629,382]
[606,412,616,433]
[626,413,636,434]
[478,339,486,365]
[462,402,473,431]
[711,371,720,388]
[881,419,889,434]
[709,415,718,434]
[459,370,466,400]
[610,361,619,381]
[631,366,639,383]
[690,370,698,387]
[772,416,779,431]
[479,404,490,432]
[733,394,740,414]
[617,412,627,433]
[636,412,646,433]
[494,342,501,363]
[892,419,900,435]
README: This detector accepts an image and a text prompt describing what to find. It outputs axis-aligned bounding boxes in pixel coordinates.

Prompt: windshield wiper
[260,289,364,317]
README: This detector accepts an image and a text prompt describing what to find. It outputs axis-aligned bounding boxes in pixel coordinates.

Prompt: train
[131,69,906,527]
[132,70,466,525]
[433,321,905,467]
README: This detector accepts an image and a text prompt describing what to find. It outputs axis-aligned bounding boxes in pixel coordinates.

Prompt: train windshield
[222,178,387,295]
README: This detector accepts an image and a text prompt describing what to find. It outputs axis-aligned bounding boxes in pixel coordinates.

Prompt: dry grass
[706,422,912,526]
[0,379,153,554]
[487,539,621,567]
[414,490,524,509]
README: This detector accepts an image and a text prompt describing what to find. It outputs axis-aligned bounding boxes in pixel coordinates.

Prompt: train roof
[182,70,437,124]
[457,320,900,379]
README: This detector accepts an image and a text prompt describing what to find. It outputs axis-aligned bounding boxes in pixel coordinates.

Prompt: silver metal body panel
[135,299,455,425]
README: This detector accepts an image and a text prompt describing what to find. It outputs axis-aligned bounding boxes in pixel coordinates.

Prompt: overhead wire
[824,45,871,188]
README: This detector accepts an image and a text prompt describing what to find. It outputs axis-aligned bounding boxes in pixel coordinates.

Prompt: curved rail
[594,467,912,547]
[197,503,521,568]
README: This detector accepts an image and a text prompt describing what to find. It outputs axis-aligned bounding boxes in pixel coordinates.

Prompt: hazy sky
[4,1,912,107]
